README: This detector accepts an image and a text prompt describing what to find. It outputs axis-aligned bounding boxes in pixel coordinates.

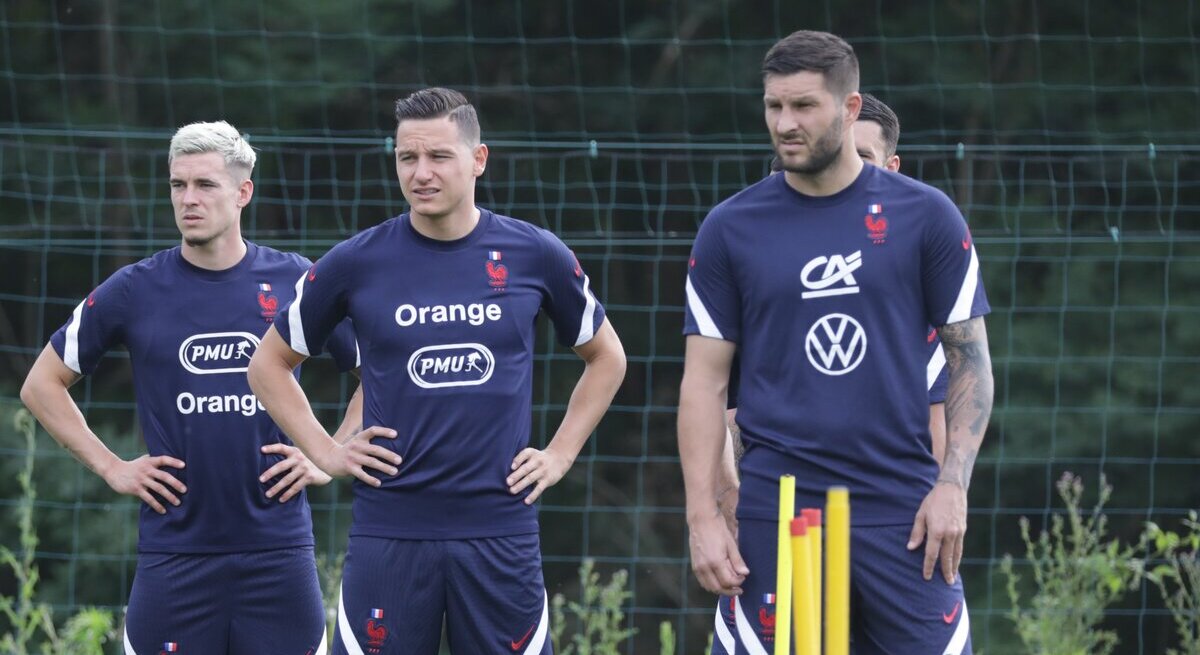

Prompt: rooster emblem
[864,213,888,244]
[257,292,279,317]
[366,619,388,647]
[486,261,508,288]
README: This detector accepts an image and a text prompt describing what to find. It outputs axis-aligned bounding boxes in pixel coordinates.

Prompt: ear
[844,92,862,125]
[473,143,489,177]
[237,178,255,208]
[886,155,901,173]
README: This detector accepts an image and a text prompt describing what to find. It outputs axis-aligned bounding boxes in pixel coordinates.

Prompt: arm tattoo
[936,316,994,490]
[727,420,744,463]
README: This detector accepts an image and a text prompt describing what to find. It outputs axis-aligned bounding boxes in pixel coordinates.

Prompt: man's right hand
[688,512,749,595]
[102,455,187,515]
[315,426,402,487]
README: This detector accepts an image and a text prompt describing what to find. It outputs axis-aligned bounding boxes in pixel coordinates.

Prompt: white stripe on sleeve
[685,275,724,340]
[63,298,85,374]
[288,271,311,356]
[945,247,980,325]
[573,274,598,347]
[927,342,947,391]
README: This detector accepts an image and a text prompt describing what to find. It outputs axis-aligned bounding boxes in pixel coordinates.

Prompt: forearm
[21,376,121,477]
[938,318,994,490]
[331,383,364,444]
[545,348,624,466]
[247,354,335,463]
[679,377,729,522]
[718,417,739,496]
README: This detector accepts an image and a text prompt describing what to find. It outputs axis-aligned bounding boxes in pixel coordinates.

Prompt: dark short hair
[393,87,481,145]
[858,93,900,158]
[762,30,859,99]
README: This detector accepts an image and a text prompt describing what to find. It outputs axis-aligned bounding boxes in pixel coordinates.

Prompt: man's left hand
[260,443,333,502]
[507,447,572,505]
[907,481,967,584]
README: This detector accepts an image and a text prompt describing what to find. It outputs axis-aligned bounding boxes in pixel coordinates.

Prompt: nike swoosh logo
[943,601,961,624]
[510,623,535,651]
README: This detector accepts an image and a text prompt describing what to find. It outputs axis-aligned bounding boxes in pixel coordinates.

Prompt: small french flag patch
[371,608,384,619]
[488,250,502,261]
[868,203,883,214]
[258,282,272,292]
[162,643,179,652]
[762,593,776,605]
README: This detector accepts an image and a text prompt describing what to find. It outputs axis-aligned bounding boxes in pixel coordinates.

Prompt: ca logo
[800,251,862,299]
[805,313,867,375]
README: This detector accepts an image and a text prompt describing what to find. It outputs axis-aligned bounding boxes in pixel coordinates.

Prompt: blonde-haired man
[22,120,360,653]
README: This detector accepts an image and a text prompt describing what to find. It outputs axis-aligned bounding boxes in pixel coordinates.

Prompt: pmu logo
[407,343,495,389]
[178,332,260,375]
[799,250,862,299]
[805,313,867,375]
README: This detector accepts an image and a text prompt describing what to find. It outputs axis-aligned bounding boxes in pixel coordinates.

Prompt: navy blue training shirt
[51,241,358,553]
[275,209,605,540]
[684,165,989,525]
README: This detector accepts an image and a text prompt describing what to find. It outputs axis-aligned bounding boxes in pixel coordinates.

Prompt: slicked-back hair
[168,121,256,178]
[859,93,900,158]
[762,30,859,99]
[393,87,481,146]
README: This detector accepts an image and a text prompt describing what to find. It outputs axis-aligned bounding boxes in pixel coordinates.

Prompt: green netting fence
[2,1,1199,653]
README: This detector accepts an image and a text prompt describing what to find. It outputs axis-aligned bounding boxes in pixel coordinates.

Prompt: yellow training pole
[802,507,823,651]
[791,517,818,655]
[824,487,850,655]
[774,475,795,655]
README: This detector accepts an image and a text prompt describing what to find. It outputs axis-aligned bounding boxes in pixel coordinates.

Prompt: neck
[180,232,247,271]
[410,204,481,241]
[783,146,864,197]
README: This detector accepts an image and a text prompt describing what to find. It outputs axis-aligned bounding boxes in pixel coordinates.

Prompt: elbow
[19,374,37,411]
[246,353,269,397]
[19,362,51,412]
[611,346,628,386]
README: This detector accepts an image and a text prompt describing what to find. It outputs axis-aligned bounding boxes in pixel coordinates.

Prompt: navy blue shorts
[123,546,326,655]
[711,521,971,655]
[333,534,551,655]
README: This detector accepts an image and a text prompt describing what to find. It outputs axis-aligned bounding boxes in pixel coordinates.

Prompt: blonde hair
[168,121,256,178]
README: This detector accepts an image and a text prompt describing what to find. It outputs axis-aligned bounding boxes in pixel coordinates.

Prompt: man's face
[394,116,487,220]
[852,120,900,172]
[170,152,251,247]
[763,71,853,176]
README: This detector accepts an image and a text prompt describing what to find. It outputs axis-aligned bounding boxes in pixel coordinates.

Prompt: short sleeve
[921,191,990,327]
[683,211,740,342]
[324,319,360,372]
[538,230,606,348]
[49,268,132,375]
[275,244,353,358]
[926,329,948,404]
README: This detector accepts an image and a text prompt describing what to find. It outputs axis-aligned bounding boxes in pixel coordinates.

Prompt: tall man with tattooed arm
[679,30,992,654]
